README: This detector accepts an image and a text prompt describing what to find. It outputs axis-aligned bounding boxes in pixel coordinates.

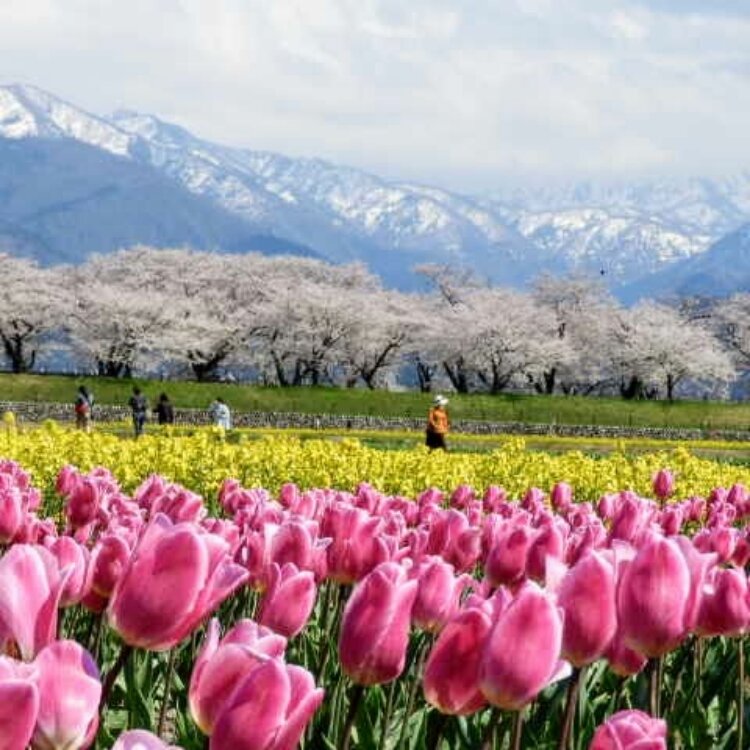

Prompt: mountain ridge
[2,83,750,295]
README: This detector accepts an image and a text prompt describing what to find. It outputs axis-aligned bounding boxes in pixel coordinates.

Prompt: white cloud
[0,0,748,188]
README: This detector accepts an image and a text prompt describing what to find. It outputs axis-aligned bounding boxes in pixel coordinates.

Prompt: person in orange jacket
[425,394,450,451]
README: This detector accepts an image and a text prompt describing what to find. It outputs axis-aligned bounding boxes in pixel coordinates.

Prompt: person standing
[210,397,232,431]
[74,385,94,433]
[156,393,175,425]
[425,394,450,451]
[128,387,149,439]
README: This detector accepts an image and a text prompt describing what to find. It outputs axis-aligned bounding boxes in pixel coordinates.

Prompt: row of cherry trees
[0,247,746,399]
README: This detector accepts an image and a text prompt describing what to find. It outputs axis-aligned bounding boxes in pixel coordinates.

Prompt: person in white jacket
[210,397,232,430]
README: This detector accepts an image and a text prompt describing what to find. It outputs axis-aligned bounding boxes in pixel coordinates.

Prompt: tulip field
[0,426,749,748]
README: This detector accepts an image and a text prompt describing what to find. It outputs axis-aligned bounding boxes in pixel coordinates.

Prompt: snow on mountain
[2,83,750,294]
[0,84,137,157]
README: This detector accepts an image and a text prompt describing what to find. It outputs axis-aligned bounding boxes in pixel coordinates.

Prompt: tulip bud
[411,557,469,633]
[108,515,248,651]
[0,545,69,660]
[113,730,183,750]
[258,562,317,639]
[558,551,617,667]
[31,640,101,750]
[617,535,715,657]
[652,469,674,502]
[339,562,418,686]
[0,656,39,750]
[479,582,566,710]
[695,567,750,637]
[589,709,667,749]
[210,659,324,750]
[190,619,287,735]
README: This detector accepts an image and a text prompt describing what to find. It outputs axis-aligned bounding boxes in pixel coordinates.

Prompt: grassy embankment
[1,372,749,430]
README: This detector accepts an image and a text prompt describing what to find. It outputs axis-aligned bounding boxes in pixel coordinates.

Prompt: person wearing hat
[426,395,450,450]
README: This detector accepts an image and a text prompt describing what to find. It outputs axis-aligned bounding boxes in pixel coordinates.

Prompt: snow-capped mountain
[1,83,749,294]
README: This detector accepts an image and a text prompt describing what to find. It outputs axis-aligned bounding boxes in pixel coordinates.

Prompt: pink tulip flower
[0,545,69,660]
[112,730,183,750]
[652,469,675,501]
[31,640,101,750]
[558,550,617,667]
[47,537,90,608]
[485,523,535,588]
[0,485,24,544]
[618,535,715,657]
[589,709,667,749]
[695,567,750,637]
[190,619,287,735]
[87,534,132,601]
[65,478,101,530]
[551,482,573,512]
[339,562,418,686]
[108,515,248,651]
[257,563,317,639]
[0,656,39,750]
[423,605,493,715]
[479,582,567,710]
[322,506,390,584]
[411,557,471,633]
[210,659,324,750]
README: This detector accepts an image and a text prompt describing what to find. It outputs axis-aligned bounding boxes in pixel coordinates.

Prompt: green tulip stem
[511,709,525,750]
[396,638,431,750]
[557,667,583,750]
[425,711,449,750]
[157,647,178,738]
[100,643,133,710]
[480,708,503,750]
[341,683,365,750]
[738,638,745,750]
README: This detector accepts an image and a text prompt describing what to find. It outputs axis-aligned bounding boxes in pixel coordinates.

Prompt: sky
[1,0,750,190]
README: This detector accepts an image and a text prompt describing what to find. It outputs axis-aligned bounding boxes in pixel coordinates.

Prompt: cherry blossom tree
[613,302,734,401]
[0,254,68,372]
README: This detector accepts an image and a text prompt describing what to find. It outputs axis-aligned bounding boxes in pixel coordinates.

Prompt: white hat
[433,395,448,406]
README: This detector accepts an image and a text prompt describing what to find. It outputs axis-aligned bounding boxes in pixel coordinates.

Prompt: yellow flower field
[2,420,750,510]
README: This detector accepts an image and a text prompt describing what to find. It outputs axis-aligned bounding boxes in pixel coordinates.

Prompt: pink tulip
[605,630,648,677]
[190,619,287,735]
[0,656,39,750]
[112,730,183,750]
[412,557,470,633]
[47,537,90,608]
[526,522,566,582]
[339,562,418,686]
[558,551,617,667]
[0,485,24,543]
[589,709,667,749]
[108,515,248,651]
[31,640,101,750]
[426,509,482,573]
[210,659,324,750]
[551,482,573,512]
[87,534,131,600]
[65,478,101,530]
[322,506,390,583]
[55,466,79,498]
[618,535,715,657]
[257,563,317,639]
[695,567,750,637]
[652,469,675,501]
[485,524,535,588]
[0,545,69,660]
[479,582,566,710]
[423,605,493,715]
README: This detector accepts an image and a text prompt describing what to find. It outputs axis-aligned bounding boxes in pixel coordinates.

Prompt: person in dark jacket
[128,387,149,439]
[156,393,175,425]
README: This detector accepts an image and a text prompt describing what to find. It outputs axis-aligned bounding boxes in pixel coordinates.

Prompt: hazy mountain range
[1,83,749,299]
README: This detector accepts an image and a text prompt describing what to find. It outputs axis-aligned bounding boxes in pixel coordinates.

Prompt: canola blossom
[2,422,750,506]
[0,427,748,748]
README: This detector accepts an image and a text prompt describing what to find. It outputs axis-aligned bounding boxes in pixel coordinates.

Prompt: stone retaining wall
[1,400,748,443]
